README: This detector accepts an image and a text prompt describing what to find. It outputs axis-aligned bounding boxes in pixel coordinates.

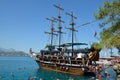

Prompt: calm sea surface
[0,56,94,80]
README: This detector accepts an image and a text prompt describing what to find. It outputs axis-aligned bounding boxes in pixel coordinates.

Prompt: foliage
[94,0,120,26]
[94,0,120,51]
[92,42,102,50]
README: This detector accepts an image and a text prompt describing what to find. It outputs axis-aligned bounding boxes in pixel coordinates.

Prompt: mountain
[0,47,28,56]
[0,47,15,52]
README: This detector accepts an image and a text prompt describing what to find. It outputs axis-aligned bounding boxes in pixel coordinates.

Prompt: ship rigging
[35,4,101,76]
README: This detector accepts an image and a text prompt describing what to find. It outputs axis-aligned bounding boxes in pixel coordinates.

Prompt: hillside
[0,47,29,56]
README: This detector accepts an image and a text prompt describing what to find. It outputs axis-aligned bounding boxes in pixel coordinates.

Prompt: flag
[94,31,97,37]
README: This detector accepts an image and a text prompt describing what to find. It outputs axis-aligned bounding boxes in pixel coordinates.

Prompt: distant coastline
[0,47,29,56]
[0,51,29,56]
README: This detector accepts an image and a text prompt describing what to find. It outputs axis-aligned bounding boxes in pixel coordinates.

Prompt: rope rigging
[44,4,99,51]
[53,4,65,48]
[45,17,57,47]
[66,30,71,44]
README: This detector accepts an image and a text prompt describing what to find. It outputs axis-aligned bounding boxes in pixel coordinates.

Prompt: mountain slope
[0,47,28,56]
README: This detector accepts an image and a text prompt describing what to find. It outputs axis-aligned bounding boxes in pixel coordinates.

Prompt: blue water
[0,56,94,80]
[100,66,117,80]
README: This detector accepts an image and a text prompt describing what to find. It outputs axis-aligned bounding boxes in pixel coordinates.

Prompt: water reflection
[34,68,94,80]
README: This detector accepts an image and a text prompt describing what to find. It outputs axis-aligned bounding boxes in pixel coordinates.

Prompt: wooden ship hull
[36,60,84,75]
[34,47,100,76]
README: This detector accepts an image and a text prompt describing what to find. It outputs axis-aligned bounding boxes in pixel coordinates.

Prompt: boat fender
[63,66,65,69]
[66,67,69,71]
[62,66,65,71]
[82,68,84,71]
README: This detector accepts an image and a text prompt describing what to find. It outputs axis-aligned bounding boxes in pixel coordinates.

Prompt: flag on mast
[94,31,97,37]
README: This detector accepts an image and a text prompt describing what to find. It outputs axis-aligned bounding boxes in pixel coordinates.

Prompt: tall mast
[45,17,57,46]
[53,4,64,48]
[66,12,77,56]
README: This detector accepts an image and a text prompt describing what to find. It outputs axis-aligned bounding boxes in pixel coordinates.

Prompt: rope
[54,35,58,45]
[66,30,71,43]
[44,34,51,49]
[61,34,63,45]
[74,32,79,48]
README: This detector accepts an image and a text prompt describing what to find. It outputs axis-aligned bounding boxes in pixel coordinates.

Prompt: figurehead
[89,43,102,64]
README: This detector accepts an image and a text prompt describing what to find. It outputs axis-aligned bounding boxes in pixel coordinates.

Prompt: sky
[0,0,109,53]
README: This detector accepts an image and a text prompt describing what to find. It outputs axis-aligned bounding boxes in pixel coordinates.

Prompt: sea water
[0,56,94,80]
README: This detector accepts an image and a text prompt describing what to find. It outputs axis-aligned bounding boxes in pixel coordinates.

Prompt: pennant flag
[94,31,97,37]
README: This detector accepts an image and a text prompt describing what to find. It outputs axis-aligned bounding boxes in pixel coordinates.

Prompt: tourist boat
[32,4,101,76]
[34,44,100,76]
[35,45,90,76]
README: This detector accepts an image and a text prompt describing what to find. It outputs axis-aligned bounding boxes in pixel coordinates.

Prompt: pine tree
[94,0,120,54]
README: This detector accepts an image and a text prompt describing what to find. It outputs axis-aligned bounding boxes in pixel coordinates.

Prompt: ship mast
[53,4,64,48]
[45,17,57,46]
[66,12,77,56]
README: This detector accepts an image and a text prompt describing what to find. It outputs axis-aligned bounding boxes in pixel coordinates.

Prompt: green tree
[94,0,120,54]
[92,42,102,50]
